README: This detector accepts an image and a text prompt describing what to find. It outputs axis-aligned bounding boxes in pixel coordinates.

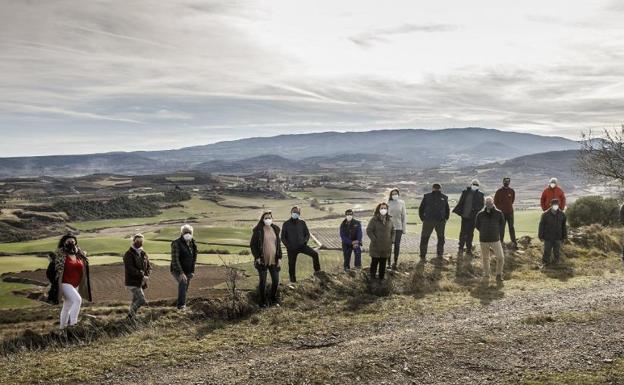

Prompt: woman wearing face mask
[366,203,395,280]
[387,188,407,270]
[250,211,282,307]
[54,234,92,329]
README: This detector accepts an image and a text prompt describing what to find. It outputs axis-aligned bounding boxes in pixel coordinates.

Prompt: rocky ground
[92,276,624,385]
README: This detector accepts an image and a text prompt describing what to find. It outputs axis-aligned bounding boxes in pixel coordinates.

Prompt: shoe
[177,305,187,312]
[511,242,518,250]
[392,263,397,271]
[496,274,504,282]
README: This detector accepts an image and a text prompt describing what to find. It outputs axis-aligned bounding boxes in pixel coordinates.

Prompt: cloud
[0,0,622,156]
[350,23,458,48]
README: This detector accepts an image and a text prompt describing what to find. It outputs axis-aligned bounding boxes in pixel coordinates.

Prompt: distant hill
[456,149,582,194]
[0,128,580,177]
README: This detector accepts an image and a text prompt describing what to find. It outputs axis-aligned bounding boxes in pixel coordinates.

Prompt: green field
[0,281,40,308]
[0,188,545,309]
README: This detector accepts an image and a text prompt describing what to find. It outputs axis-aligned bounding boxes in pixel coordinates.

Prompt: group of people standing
[46,178,624,329]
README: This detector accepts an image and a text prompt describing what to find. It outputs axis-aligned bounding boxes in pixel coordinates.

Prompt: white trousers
[60,283,82,329]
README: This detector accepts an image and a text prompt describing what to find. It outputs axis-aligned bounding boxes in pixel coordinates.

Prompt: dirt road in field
[97,277,624,385]
[4,264,233,302]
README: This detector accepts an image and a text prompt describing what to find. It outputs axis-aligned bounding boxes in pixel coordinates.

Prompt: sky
[0,0,623,157]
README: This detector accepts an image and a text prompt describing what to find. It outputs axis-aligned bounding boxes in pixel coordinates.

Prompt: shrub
[567,196,621,228]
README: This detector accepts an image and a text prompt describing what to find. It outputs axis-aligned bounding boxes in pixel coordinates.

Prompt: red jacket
[494,187,515,214]
[540,186,566,211]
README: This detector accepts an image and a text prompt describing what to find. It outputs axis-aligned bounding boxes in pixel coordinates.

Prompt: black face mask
[503,182,510,187]
[64,244,77,254]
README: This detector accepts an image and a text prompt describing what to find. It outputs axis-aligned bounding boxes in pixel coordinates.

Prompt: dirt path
[96,277,624,385]
[5,264,232,302]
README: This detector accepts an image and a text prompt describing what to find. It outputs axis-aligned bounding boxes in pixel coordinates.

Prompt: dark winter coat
[54,248,92,303]
[475,208,505,243]
[340,218,363,244]
[419,191,450,223]
[620,204,624,225]
[538,210,568,241]
[123,247,151,288]
[170,237,198,276]
[453,188,485,219]
[46,253,59,304]
[250,222,283,261]
[366,214,395,259]
[281,218,311,250]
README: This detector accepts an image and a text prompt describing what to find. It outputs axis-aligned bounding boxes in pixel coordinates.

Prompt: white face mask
[551,205,559,211]
[549,183,556,188]
[379,209,388,216]
[183,233,193,241]
[345,215,353,221]
[391,194,398,200]
[471,185,479,191]
[263,218,272,226]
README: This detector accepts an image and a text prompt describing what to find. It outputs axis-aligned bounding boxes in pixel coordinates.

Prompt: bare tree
[578,126,624,185]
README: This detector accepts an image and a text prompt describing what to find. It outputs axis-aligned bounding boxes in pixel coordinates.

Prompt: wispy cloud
[350,23,458,48]
[0,0,622,156]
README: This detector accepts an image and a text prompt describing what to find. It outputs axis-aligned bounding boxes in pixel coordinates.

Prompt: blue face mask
[291,213,300,220]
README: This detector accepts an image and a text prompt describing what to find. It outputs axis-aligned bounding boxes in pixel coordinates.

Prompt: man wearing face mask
[538,199,567,266]
[475,197,506,283]
[281,206,321,283]
[170,224,197,310]
[418,183,450,261]
[540,178,566,212]
[339,209,363,271]
[124,233,151,318]
[494,177,518,249]
[453,179,485,256]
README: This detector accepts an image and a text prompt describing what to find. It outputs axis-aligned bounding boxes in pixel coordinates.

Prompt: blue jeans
[342,243,362,270]
[173,272,193,309]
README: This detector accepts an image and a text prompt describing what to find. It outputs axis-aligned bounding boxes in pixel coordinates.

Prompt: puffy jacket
[494,187,515,215]
[124,247,151,287]
[366,214,395,259]
[281,218,311,250]
[340,219,363,244]
[419,191,450,222]
[538,210,567,241]
[250,222,283,260]
[170,237,198,276]
[540,186,566,211]
[453,188,485,219]
[387,198,407,232]
[475,208,505,243]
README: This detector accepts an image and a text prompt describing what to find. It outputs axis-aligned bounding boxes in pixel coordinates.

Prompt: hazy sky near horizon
[1,0,623,156]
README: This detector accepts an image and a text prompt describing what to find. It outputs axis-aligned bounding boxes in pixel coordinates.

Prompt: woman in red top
[54,234,92,329]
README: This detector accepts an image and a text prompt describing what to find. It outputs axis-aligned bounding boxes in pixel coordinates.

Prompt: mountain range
[0,128,580,177]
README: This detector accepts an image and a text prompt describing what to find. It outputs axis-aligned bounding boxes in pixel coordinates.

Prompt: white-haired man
[170,224,197,310]
[475,197,506,283]
[123,233,151,318]
[452,179,485,256]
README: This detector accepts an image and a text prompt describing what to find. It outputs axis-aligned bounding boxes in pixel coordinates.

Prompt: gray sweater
[387,198,407,232]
